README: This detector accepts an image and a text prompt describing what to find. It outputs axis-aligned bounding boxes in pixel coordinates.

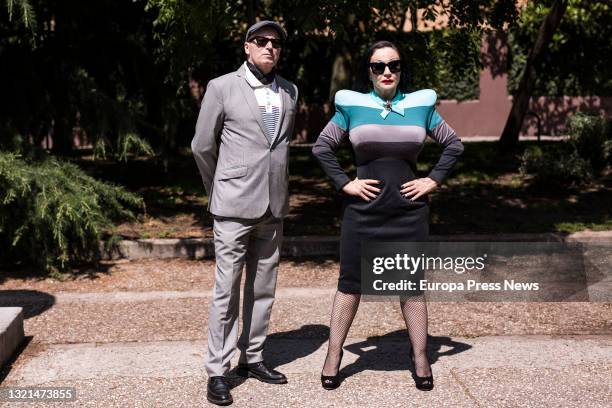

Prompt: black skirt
[338,158,430,294]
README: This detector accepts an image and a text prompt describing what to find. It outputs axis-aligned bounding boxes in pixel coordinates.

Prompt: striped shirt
[244,62,282,142]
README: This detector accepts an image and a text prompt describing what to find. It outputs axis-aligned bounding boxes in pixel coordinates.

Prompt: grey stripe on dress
[349,124,427,146]
[429,120,458,146]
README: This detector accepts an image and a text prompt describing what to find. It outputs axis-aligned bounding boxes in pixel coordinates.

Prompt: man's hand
[400,177,438,201]
[342,177,381,201]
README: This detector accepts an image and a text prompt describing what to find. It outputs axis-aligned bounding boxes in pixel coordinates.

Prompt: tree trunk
[329,53,351,102]
[409,1,418,32]
[48,7,73,156]
[246,0,258,26]
[51,112,71,155]
[499,0,568,149]
[50,72,72,156]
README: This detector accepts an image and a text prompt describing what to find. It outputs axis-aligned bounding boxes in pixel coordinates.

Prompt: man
[191,20,298,406]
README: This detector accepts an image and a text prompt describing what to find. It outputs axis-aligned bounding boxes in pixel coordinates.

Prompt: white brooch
[380,100,392,119]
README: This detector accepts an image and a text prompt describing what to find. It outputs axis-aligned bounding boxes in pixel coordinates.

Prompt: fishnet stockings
[321,291,431,381]
[321,291,361,376]
[400,294,431,378]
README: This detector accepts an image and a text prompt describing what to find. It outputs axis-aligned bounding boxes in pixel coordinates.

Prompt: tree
[507,0,612,97]
[499,0,568,149]
[4,0,35,30]
[2,0,522,154]
[1,0,163,157]
[144,0,518,102]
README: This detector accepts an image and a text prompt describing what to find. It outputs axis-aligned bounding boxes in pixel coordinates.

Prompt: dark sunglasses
[369,60,401,75]
[250,36,283,49]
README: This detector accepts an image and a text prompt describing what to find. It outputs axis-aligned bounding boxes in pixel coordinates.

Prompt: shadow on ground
[224,325,471,391]
[0,290,55,319]
[342,331,471,379]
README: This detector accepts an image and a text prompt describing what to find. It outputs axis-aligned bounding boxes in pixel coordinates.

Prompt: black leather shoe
[207,376,233,406]
[236,361,287,384]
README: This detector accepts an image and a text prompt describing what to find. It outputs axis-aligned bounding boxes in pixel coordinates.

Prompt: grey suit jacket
[191,64,298,219]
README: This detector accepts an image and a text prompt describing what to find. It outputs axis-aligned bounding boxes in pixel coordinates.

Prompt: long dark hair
[362,40,410,93]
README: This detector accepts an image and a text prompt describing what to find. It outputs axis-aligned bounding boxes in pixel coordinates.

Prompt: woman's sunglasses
[369,60,401,75]
[250,36,283,49]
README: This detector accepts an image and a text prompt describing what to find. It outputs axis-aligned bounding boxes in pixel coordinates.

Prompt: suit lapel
[236,66,270,146]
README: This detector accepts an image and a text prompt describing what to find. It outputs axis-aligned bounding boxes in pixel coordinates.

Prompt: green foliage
[74,69,155,161]
[519,144,592,185]
[603,140,612,165]
[1,0,566,153]
[0,152,144,273]
[144,0,516,103]
[144,0,243,87]
[117,133,155,162]
[4,0,35,32]
[566,113,611,173]
[93,133,155,162]
[519,114,611,185]
[508,0,612,96]
[0,0,180,156]
[429,28,482,100]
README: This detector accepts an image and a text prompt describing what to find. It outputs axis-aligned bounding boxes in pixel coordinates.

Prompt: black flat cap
[245,20,287,42]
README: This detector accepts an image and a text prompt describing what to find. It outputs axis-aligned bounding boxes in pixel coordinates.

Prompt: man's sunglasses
[369,60,402,75]
[250,36,283,49]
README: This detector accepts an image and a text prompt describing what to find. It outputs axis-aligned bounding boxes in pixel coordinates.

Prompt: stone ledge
[0,307,24,368]
[100,231,612,260]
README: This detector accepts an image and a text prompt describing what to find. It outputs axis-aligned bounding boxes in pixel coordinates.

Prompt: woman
[312,40,464,391]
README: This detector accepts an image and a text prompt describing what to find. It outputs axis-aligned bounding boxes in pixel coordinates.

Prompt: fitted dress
[312,89,464,294]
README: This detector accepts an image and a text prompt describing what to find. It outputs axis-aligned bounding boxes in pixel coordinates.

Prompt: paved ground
[0,258,610,407]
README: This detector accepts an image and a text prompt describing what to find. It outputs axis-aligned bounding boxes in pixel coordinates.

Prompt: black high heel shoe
[320,349,344,390]
[410,349,434,391]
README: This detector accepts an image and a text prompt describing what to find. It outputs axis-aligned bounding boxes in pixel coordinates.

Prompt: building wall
[437,33,612,137]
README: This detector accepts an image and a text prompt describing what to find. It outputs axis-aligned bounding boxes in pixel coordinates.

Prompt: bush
[0,152,143,274]
[519,114,611,185]
[603,140,612,165]
[519,145,593,185]
[93,132,156,162]
[566,113,611,174]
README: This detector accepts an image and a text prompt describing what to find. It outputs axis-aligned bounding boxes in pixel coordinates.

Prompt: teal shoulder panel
[331,90,355,130]
[333,88,440,130]
[427,109,443,131]
[344,105,433,129]
[331,110,348,130]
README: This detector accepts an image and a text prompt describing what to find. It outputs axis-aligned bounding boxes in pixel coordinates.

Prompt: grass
[70,140,611,238]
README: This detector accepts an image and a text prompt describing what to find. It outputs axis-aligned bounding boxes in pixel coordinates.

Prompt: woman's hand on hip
[342,177,381,201]
[401,177,438,201]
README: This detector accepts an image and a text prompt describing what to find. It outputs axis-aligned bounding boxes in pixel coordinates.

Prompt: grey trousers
[205,209,283,377]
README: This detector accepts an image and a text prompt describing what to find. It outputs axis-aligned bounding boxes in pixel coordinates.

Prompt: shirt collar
[243,62,277,90]
[369,89,405,118]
